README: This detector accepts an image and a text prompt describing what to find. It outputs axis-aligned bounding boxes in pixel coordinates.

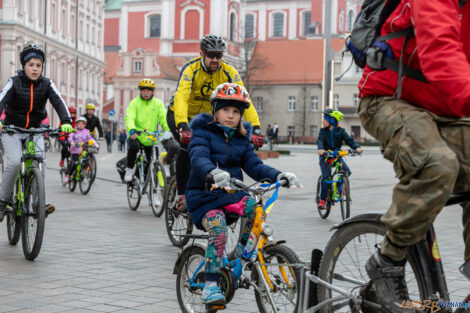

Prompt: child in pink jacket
[65,116,98,183]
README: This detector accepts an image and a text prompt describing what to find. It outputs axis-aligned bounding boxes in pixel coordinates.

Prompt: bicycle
[295,192,470,313]
[126,130,167,217]
[174,178,302,313]
[315,150,359,220]
[2,125,61,260]
[67,141,98,195]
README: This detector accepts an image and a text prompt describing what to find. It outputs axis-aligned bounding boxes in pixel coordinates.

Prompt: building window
[339,10,344,34]
[38,0,44,24]
[86,23,90,42]
[333,94,339,109]
[51,2,56,31]
[230,12,236,41]
[252,96,263,112]
[311,125,318,137]
[303,11,311,36]
[18,0,23,14]
[288,126,295,136]
[133,60,142,73]
[80,19,83,40]
[273,13,284,37]
[311,96,319,111]
[245,14,254,38]
[288,96,296,112]
[353,93,359,106]
[62,7,66,34]
[28,0,34,20]
[149,14,161,37]
[346,10,354,32]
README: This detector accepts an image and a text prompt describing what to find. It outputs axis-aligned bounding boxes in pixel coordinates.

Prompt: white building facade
[0,0,106,126]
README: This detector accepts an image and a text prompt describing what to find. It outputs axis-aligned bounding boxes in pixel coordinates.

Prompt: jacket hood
[189,113,253,137]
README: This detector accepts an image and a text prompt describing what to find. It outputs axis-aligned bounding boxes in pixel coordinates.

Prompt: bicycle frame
[133,133,165,194]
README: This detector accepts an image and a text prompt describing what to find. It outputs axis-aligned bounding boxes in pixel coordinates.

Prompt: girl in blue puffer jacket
[186,83,300,305]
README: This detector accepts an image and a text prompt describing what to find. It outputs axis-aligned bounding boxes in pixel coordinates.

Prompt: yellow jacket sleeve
[173,66,193,127]
[225,66,261,128]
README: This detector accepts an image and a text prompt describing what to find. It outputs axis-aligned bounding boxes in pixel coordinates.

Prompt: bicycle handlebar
[322,149,360,158]
[224,178,287,193]
[3,125,63,137]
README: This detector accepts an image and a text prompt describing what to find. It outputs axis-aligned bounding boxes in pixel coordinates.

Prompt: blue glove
[129,129,136,136]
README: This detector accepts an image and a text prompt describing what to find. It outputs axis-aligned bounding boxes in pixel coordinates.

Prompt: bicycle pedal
[206,303,226,311]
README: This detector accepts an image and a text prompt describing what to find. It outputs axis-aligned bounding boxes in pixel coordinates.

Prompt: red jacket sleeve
[411,0,470,116]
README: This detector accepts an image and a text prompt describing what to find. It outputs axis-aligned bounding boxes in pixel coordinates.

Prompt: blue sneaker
[201,286,226,304]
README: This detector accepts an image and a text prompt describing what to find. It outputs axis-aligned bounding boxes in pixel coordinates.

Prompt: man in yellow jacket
[124,78,170,182]
[167,34,264,211]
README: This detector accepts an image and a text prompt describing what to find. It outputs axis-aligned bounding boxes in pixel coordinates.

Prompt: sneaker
[201,286,226,305]
[460,259,470,281]
[366,250,413,312]
[59,159,64,168]
[0,199,7,222]
[318,200,327,210]
[124,167,134,182]
[45,204,55,215]
[63,175,69,185]
[177,195,187,212]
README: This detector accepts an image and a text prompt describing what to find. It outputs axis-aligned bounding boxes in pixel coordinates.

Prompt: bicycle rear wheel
[317,221,430,313]
[316,176,331,219]
[339,176,351,220]
[69,173,77,192]
[21,167,45,260]
[149,160,167,217]
[252,244,301,313]
[127,179,141,211]
[165,177,193,247]
[7,179,21,245]
[79,158,95,195]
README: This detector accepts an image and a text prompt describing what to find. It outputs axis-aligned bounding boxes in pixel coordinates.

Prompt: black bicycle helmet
[20,44,46,66]
[200,34,226,53]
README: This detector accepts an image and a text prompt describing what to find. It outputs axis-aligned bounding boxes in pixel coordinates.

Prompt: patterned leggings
[201,196,255,281]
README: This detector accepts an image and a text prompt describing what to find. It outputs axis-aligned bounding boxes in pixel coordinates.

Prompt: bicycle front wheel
[127,179,141,211]
[253,244,301,313]
[90,154,97,183]
[21,167,45,260]
[317,221,430,313]
[79,158,95,195]
[149,160,167,217]
[339,176,351,220]
[165,177,193,247]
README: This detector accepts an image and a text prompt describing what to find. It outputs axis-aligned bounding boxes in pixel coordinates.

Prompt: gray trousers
[0,133,46,200]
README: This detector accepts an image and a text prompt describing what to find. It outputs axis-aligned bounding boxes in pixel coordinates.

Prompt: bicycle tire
[317,176,331,219]
[165,177,193,247]
[339,176,351,220]
[0,154,3,186]
[90,154,97,183]
[252,244,301,313]
[7,179,21,245]
[69,174,77,192]
[79,157,94,195]
[21,167,45,260]
[317,221,431,313]
[44,137,51,153]
[127,180,141,211]
[149,160,167,217]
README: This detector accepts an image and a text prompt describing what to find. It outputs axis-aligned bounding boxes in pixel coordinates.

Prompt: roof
[156,55,184,80]
[105,0,124,10]
[248,39,325,85]
[104,51,121,84]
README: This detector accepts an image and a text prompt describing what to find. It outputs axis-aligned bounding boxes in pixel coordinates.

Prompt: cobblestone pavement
[0,145,467,312]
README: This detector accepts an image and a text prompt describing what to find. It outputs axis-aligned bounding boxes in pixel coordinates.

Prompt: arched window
[184,10,199,39]
[245,14,255,38]
[230,12,236,41]
[346,10,354,32]
[273,12,284,37]
[149,14,161,37]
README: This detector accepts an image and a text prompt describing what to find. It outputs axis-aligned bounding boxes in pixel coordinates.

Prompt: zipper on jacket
[25,82,33,129]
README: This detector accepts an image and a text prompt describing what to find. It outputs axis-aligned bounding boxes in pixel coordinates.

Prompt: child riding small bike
[317,109,363,210]
[185,82,301,306]
[64,117,98,184]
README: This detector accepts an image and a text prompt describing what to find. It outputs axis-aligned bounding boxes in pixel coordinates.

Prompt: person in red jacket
[358,0,470,308]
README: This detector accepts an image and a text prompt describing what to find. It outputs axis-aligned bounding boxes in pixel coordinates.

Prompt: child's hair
[211,111,247,136]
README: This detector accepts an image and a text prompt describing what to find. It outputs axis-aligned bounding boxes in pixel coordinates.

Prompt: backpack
[346,0,467,96]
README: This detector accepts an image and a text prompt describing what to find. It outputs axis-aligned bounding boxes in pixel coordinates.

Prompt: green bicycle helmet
[322,109,343,122]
